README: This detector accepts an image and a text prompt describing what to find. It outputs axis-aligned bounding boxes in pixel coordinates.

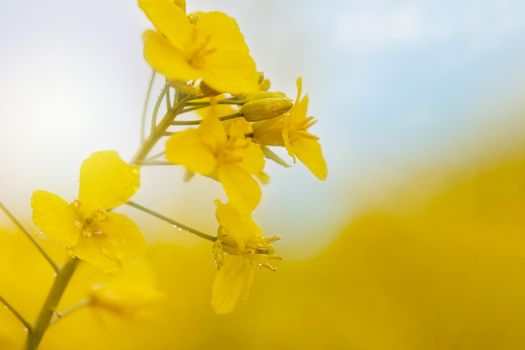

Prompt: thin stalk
[25,258,78,350]
[179,105,208,114]
[137,160,172,166]
[185,100,244,106]
[165,86,172,111]
[126,201,271,255]
[140,70,156,143]
[186,94,205,101]
[51,298,90,326]
[145,150,165,161]
[150,84,169,133]
[0,202,59,273]
[131,93,190,165]
[171,112,242,126]
[126,201,217,242]
[0,294,32,332]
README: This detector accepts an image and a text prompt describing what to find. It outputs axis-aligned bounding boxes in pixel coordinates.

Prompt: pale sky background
[1,0,525,257]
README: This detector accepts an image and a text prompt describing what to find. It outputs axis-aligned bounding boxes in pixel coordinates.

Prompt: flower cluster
[0,0,327,348]
[139,0,327,312]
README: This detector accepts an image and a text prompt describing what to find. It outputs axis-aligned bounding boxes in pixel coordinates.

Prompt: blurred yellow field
[1,140,525,349]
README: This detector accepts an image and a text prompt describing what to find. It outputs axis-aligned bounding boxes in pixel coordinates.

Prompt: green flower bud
[240,98,293,122]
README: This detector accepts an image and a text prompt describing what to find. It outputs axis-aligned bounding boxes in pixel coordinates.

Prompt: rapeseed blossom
[31,151,146,274]
[253,77,328,180]
[89,262,162,318]
[0,1,328,346]
[211,201,279,314]
[139,0,259,94]
[166,110,265,212]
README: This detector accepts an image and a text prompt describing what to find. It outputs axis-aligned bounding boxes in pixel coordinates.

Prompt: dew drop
[23,327,29,333]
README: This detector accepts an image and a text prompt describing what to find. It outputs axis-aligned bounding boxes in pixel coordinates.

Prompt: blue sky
[1,0,525,255]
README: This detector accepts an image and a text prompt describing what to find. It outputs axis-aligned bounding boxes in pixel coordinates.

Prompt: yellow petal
[143,30,200,83]
[195,12,259,94]
[165,129,217,175]
[216,201,262,249]
[90,260,161,318]
[138,0,192,52]
[71,213,146,274]
[198,113,227,151]
[290,94,309,125]
[78,151,140,213]
[291,137,328,180]
[227,118,252,139]
[252,116,287,146]
[197,103,238,120]
[255,171,270,185]
[211,255,255,314]
[218,164,261,212]
[31,190,80,246]
[239,142,265,175]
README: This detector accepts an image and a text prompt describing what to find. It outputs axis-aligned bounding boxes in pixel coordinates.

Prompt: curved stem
[144,150,165,162]
[126,201,217,242]
[150,84,169,134]
[165,86,172,111]
[131,93,189,165]
[0,294,32,332]
[51,298,90,326]
[0,202,60,273]
[25,258,78,350]
[140,70,156,143]
[185,100,244,106]
[171,112,242,126]
[137,160,172,166]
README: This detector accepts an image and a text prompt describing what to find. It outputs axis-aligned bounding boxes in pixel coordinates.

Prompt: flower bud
[240,98,293,122]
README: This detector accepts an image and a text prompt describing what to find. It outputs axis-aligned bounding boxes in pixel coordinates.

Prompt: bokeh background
[1,0,525,349]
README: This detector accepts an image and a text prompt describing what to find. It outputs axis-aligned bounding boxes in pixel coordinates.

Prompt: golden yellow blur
[2,140,525,348]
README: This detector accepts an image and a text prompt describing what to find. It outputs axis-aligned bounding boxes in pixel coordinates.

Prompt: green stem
[144,150,165,161]
[137,160,172,166]
[150,84,169,134]
[50,298,90,326]
[140,70,156,143]
[126,201,272,254]
[171,112,242,126]
[25,258,78,350]
[185,100,244,106]
[0,202,60,273]
[0,294,32,332]
[126,201,217,242]
[165,86,172,111]
[131,93,189,165]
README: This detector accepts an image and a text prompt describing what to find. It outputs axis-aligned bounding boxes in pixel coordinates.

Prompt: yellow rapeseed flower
[139,0,259,94]
[31,151,146,274]
[166,111,265,212]
[211,201,279,314]
[253,77,328,180]
[89,261,162,319]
